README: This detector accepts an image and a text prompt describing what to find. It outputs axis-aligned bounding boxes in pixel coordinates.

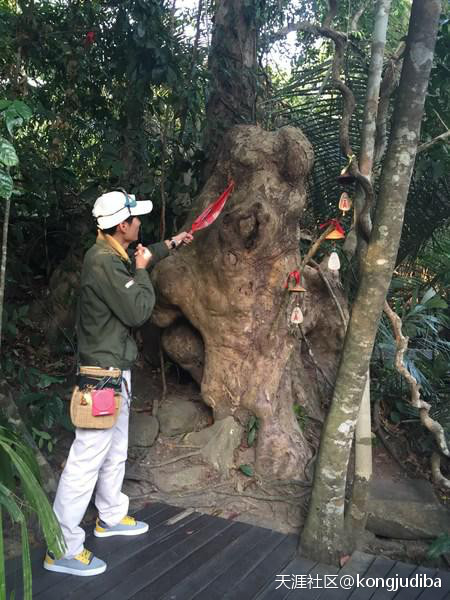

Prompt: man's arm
[98,254,156,328]
[144,231,194,268]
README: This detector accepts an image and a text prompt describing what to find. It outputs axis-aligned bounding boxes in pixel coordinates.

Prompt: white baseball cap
[92,190,153,230]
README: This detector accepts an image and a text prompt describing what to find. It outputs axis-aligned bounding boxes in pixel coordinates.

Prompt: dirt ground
[3,363,448,570]
[104,364,309,536]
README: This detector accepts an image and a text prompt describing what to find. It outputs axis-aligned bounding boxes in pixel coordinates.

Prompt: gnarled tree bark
[203,0,257,176]
[152,124,347,480]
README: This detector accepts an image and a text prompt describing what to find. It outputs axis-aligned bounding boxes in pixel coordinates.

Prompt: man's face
[122,216,141,243]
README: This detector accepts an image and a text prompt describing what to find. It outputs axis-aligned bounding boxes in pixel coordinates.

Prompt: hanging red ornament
[290,306,304,324]
[319,219,346,240]
[84,31,95,48]
[338,192,352,215]
[284,270,306,293]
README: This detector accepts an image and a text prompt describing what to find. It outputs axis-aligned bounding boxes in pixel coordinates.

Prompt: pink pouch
[92,388,115,416]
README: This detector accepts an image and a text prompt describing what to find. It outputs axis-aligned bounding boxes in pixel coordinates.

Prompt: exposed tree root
[383,300,450,489]
[138,450,200,469]
[214,489,310,506]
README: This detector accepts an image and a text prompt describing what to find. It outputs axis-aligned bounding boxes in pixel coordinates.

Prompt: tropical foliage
[0,0,448,580]
[0,422,65,600]
[373,232,450,450]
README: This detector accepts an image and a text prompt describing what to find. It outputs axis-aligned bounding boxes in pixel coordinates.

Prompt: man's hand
[135,244,152,269]
[168,231,194,249]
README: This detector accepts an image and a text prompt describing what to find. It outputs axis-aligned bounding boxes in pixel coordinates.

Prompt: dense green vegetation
[0,0,449,587]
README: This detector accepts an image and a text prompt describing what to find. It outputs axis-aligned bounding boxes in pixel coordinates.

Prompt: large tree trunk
[300,0,441,565]
[203,0,257,175]
[151,124,347,480]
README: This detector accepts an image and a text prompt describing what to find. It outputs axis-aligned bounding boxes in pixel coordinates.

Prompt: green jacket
[77,238,169,370]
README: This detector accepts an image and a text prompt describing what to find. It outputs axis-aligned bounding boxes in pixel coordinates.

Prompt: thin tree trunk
[359,0,392,175]
[299,0,441,565]
[346,0,392,549]
[346,0,392,265]
[0,196,11,356]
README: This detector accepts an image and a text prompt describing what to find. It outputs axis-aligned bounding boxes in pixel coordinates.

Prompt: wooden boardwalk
[6,502,450,599]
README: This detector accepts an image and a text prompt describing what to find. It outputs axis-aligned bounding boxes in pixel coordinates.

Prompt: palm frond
[262,40,450,254]
[0,485,32,599]
[0,427,65,558]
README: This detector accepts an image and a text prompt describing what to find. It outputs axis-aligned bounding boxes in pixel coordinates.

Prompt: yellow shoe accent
[95,517,106,532]
[120,515,136,526]
[44,553,55,565]
[74,549,92,565]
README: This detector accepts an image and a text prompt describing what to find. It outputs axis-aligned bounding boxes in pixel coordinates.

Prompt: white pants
[53,370,131,558]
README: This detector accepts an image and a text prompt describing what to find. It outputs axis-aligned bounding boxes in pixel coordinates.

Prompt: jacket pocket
[122,330,138,366]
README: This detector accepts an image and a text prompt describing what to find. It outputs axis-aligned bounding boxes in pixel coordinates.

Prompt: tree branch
[300,224,334,270]
[383,300,450,488]
[323,0,339,28]
[296,325,334,390]
[417,130,450,154]
[374,43,405,164]
[310,259,348,329]
[349,1,370,32]
[350,0,392,262]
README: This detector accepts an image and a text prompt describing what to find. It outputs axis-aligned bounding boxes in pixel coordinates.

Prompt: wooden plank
[37,507,201,600]
[26,503,185,599]
[316,551,376,600]
[392,565,440,600]
[369,561,425,600]
[158,522,267,600]
[93,514,233,599]
[189,530,287,600]
[6,502,175,599]
[132,521,254,599]
[284,560,339,600]
[5,501,169,578]
[343,556,397,600]
[254,555,319,600]
[221,534,298,599]
[414,567,450,600]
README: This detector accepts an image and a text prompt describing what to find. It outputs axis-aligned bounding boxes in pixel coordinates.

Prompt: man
[44,190,193,576]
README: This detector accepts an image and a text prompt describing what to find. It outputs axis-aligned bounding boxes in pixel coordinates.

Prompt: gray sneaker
[94,515,149,537]
[43,548,106,576]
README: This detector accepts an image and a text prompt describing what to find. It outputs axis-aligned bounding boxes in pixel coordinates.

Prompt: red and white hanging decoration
[284,270,306,328]
[290,306,304,324]
[338,192,352,216]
